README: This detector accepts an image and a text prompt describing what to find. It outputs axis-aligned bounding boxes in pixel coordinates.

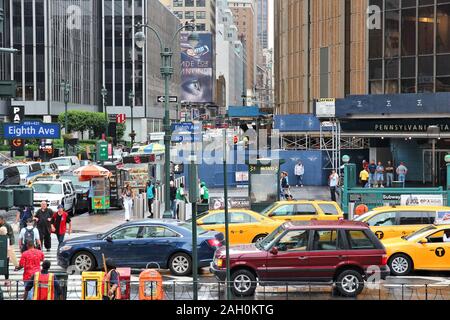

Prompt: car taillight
[381,254,388,265]
[207,239,221,247]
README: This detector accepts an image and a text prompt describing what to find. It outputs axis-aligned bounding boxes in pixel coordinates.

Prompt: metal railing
[1,280,449,301]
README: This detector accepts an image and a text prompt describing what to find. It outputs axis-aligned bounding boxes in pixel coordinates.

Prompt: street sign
[96,140,109,161]
[4,121,61,139]
[116,114,126,124]
[157,96,178,103]
[9,106,24,123]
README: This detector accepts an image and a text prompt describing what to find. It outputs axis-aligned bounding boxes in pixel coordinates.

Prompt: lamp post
[60,80,71,156]
[135,20,197,219]
[101,87,108,140]
[128,90,135,146]
[428,125,441,187]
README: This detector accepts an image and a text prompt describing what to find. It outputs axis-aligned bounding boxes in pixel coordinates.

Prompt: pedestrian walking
[359,168,369,188]
[34,201,53,252]
[122,183,134,222]
[396,162,408,188]
[170,181,178,219]
[294,161,305,187]
[18,219,41,253]
[24,260,61,300]
[0,225,19,269]
[51,205,72,247]
[146,180,156,219]
[280,171,292,200]
[15,206,33,230]
[199,182,209,204]
[329,170,340,202]
[102,258,121,301]
[368,160,377,187]
[375,161,385,188]
[18,242,45,300]
[385,161,395,187]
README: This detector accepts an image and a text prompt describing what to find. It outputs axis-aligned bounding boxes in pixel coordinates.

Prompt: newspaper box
[81,271,105,300]
[139,269,164,300]
[116,267,131,300]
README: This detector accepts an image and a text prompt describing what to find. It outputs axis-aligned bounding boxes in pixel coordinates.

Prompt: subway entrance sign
[4,121,61,139]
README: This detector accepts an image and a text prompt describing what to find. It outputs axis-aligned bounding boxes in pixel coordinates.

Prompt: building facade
[2,0,101,117]
[102,0,181,143]
[256,0,268,49]
[216,0,245,108]
[159,0,216,34]
[228,0,257,95]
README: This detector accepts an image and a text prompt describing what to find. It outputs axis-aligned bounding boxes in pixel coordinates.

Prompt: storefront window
[401,9,416,56]
[437,4,450,53]
[418,6,435,55]
[385,10,400,57]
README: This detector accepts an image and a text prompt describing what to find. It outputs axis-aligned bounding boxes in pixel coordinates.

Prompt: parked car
[210,220,389,297]
[41,162,59,174]
[32,179,77,214]
[60,173,91,214]
[57,220,224,276]
[0,166,21,186]
[50,156,81,173]
[196,210,283,244]
[354,206,450,240]
[383,222,450,276]
[260,200,344,222]
[11,162,43,185]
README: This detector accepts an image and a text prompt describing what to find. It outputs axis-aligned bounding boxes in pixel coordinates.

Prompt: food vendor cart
[102,162,130,209]
[122,154,164,193]
[90,177,111,212]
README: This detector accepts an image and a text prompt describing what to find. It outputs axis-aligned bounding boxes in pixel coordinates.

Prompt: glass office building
[369,0,450,94]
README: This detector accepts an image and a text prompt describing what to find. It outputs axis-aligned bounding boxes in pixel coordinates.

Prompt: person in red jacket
[19,241,45,300]
[51,205,72,247]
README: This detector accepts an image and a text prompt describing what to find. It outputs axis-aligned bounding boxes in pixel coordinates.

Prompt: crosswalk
[1,232,89,300]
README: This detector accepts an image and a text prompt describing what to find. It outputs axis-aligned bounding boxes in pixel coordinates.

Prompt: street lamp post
[101,87,108,140]
[135,20,197,219]
[428,125,441,187]
[61,80,71,156]
[128,90,135,146]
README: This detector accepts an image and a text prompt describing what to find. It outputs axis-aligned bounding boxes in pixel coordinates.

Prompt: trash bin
[53,271,68,300]
[117,268,131,300]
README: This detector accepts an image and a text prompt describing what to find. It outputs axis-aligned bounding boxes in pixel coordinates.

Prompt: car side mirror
[419,238,428,244]
[270,247,278,255]
[106,236,113,243]
[268,213,274,218]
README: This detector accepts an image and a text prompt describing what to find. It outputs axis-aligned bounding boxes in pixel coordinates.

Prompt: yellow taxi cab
[196,209,283,244]
[260,200,344,222]
[354,206,450,240]
[383,221,450,276]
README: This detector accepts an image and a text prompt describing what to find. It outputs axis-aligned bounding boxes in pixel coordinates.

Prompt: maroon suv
[210,220,390,297]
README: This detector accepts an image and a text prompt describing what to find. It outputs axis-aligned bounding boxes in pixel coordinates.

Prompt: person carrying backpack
[19,219,41,253]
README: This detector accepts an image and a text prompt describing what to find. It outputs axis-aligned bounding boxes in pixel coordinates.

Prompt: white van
[50,156,81,173]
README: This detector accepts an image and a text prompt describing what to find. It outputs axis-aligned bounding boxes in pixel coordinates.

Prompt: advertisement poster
[400,194,444,206]
[210,197,251,211]
[180,32,213,103]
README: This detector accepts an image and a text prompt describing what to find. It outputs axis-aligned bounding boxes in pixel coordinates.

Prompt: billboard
[180,33,213,103]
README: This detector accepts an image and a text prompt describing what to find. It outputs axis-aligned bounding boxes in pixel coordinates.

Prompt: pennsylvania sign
[4,121,61,139]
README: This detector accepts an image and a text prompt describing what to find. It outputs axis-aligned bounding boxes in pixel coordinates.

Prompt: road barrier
[1,279,449,301]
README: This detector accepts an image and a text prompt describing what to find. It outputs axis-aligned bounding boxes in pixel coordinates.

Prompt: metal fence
[1,280,449,301]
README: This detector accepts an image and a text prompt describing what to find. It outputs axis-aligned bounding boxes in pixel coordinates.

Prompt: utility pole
[61,80,71,156]
[223,128,231,300]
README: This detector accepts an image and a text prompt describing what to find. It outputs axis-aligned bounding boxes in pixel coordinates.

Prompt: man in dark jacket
[34,201,53,252]
[0,214,15,246]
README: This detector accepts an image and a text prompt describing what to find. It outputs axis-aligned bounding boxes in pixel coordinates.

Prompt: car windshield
[258,225,286,251]
[405,225,437,241]
[52,159,72,167]
[33,183,62,194]
[353,211,376,222]
[260,203,278,216]
[61,175,89,188]
[178,222,209,235]
[15,166,29,175]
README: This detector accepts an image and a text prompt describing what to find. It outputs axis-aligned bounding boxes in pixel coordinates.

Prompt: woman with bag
[51,205,72,247]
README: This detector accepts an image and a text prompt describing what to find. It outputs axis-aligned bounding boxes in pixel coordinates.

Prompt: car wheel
[252,234,267,244]
[169,253,192,276]
[231,269,257,297]
[335,270,364,298]
[72,251,96,272]
[389,254,412,276]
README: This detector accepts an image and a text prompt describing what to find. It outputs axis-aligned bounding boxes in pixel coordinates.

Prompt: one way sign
[157,96,178,103]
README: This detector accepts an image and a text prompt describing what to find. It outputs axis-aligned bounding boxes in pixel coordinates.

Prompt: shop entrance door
[423,150,450,187]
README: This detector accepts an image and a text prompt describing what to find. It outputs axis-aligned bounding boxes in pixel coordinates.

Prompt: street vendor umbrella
[73,165,112,181]
[138,143,165,155]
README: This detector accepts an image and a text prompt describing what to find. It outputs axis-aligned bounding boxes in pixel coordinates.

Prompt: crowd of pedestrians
[360,160,408,188]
